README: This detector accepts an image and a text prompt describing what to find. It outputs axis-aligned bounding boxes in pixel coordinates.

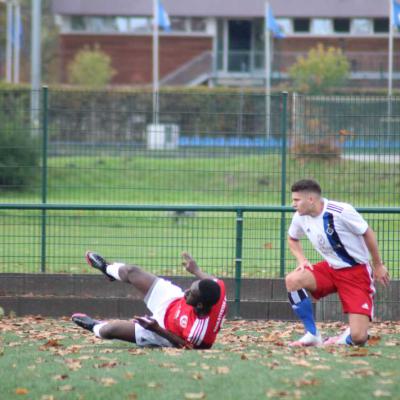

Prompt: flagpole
[6,0,13,82]
[13,0,21,84]
[388,0,394,97]
[265,1,271,138]
[152,0,159,125]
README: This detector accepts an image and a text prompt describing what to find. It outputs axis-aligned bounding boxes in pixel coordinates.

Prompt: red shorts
[307,261,375,319]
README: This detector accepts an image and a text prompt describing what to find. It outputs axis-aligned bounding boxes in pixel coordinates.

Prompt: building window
[70,16,86,31]
[334,18,350,33]
[190,18,207,32]
[311,19,333,34]
[293,18,310,33]
[170,17,186,31]
[276,18,292,34]
[373,18,389,33]
[351,19,373,34]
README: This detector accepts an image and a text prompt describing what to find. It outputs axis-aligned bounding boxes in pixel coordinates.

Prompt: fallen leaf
[367,336,381,346]
[41,396,55,400]
[53,374,69,381]
[100,378,117,387]
[15,388,29,395]
[58,385,73,392]
[192,372,203,380]
[216,366,230,374]
[184,392,206,399]
[147,382,161,388]
[127,394,138,400]
[373,390,391,397]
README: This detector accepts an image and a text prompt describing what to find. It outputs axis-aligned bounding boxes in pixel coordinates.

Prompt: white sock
[106,262,124,280]
[93,322,108,338]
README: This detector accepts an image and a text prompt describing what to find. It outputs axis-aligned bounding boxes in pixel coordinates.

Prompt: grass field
[1,153,400,277]
[1,317,400,400]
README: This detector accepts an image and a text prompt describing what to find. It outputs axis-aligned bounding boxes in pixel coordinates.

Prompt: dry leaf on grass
[373,390,392,397]
[147,382,161,388]
[41,395,55,400]
[58,385,73,392]
[15,388,29,395]
[216,366,230,374]
[53,374,69,381]
[100,378,117,387]
[184,392,206,399]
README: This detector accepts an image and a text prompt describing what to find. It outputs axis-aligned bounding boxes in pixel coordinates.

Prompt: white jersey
[288,198,370,269]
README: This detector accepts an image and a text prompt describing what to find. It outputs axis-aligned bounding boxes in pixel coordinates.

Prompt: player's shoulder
[326,199,354,215]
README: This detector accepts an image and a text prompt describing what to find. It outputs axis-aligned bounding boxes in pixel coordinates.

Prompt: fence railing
[1,88,400,281]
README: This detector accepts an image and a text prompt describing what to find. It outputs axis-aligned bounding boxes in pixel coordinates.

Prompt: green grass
[2,153,400,205]
[1,318,400,400]
[1,153,400,277]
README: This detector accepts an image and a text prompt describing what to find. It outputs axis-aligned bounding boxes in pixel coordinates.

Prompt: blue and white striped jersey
[288,198,370,268]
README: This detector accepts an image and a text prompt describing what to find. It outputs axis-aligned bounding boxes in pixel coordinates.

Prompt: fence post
[40,86,48,273]
[234,209,243,318]
[279,92,288,277]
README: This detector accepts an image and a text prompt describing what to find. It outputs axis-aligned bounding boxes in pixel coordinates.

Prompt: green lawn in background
[1,153,399,205]
[1,318,399,400]
[1,154,400,276]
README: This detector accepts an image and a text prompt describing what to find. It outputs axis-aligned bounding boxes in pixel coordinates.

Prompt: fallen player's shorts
[134,278,184,347]
[307,261,375,320]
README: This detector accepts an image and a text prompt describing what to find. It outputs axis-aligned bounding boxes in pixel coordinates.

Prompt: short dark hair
[291,179,322,195]
[198,279,221,307]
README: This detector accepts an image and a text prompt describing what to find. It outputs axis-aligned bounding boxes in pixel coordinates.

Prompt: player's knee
[285,272,300,292]
[119,265,141,281]
[97,323,114,339]
[350,330,368,346]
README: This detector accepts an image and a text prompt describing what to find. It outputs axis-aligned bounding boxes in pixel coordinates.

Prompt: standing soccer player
[72,252,227,349]
[285,179,389,346]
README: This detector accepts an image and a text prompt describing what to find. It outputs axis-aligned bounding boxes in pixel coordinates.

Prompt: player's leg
[347,314,369,345]
[71,313,137,343]
[85,251,157,298]
[285,262,334,346]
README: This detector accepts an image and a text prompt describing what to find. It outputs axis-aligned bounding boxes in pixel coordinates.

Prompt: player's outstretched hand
[181,252,199,275]
[374,263,390,287]
[133,315,160,332]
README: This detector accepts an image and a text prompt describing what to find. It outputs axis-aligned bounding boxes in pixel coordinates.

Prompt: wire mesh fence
[0,88,399,278]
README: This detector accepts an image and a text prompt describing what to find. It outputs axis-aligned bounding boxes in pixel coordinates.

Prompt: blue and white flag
[392,0,400,29]
[266,5,285,38]
[158,0,171,31]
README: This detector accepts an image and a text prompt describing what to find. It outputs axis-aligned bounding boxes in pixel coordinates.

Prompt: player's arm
[181,252,215,280]
[288,236,313,271]
[362,227,390,286]
[134,316,193,349]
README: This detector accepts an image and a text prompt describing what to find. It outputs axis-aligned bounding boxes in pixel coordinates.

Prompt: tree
[67,45,116,87]
[289,43,350,94]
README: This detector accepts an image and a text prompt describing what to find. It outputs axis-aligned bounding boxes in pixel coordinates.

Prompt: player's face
[184,280,201,306]
[291,191,314,215]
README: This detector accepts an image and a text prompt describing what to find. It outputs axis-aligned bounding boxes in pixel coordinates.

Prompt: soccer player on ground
[72,251,227,349]
[285,179,390,346]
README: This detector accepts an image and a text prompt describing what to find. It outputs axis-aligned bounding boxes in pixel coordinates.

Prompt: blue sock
[345,335,353,345]
[288,289,317,335]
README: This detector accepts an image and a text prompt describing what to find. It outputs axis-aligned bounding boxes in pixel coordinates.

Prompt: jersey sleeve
[341,205,369,235]
[288,212,305,240]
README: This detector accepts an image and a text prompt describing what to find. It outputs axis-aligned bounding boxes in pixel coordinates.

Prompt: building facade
[52,0,400,87]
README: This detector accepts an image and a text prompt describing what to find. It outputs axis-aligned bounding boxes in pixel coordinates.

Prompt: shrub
[67,45,116,87]
[0,99,40,190]
[289,44,350,94]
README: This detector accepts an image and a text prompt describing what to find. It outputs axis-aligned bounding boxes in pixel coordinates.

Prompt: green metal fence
[0,88,399,279]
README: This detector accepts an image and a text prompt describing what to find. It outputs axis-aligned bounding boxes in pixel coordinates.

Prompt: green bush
[0,92,40,190]
[289,44,350,94]
[67,45,116,87]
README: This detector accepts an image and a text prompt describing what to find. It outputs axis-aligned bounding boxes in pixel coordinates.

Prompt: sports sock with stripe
[288,289,317,335]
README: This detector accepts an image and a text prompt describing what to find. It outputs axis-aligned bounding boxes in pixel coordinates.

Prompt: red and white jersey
[288,198,370,269]
[164,279,227,349]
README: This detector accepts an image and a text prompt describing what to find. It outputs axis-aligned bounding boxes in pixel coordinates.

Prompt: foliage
[67,45,116,87]
[289,44,350,94]
[0,93,39,190]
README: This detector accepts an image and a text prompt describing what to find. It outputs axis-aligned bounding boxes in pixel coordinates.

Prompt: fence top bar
[0,203,399,213]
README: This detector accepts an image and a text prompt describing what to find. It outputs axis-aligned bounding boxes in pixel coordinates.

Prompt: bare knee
[350,329,368,346]
[118,265,142,282]
[98,323,116,339]
[285,271,301,292]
